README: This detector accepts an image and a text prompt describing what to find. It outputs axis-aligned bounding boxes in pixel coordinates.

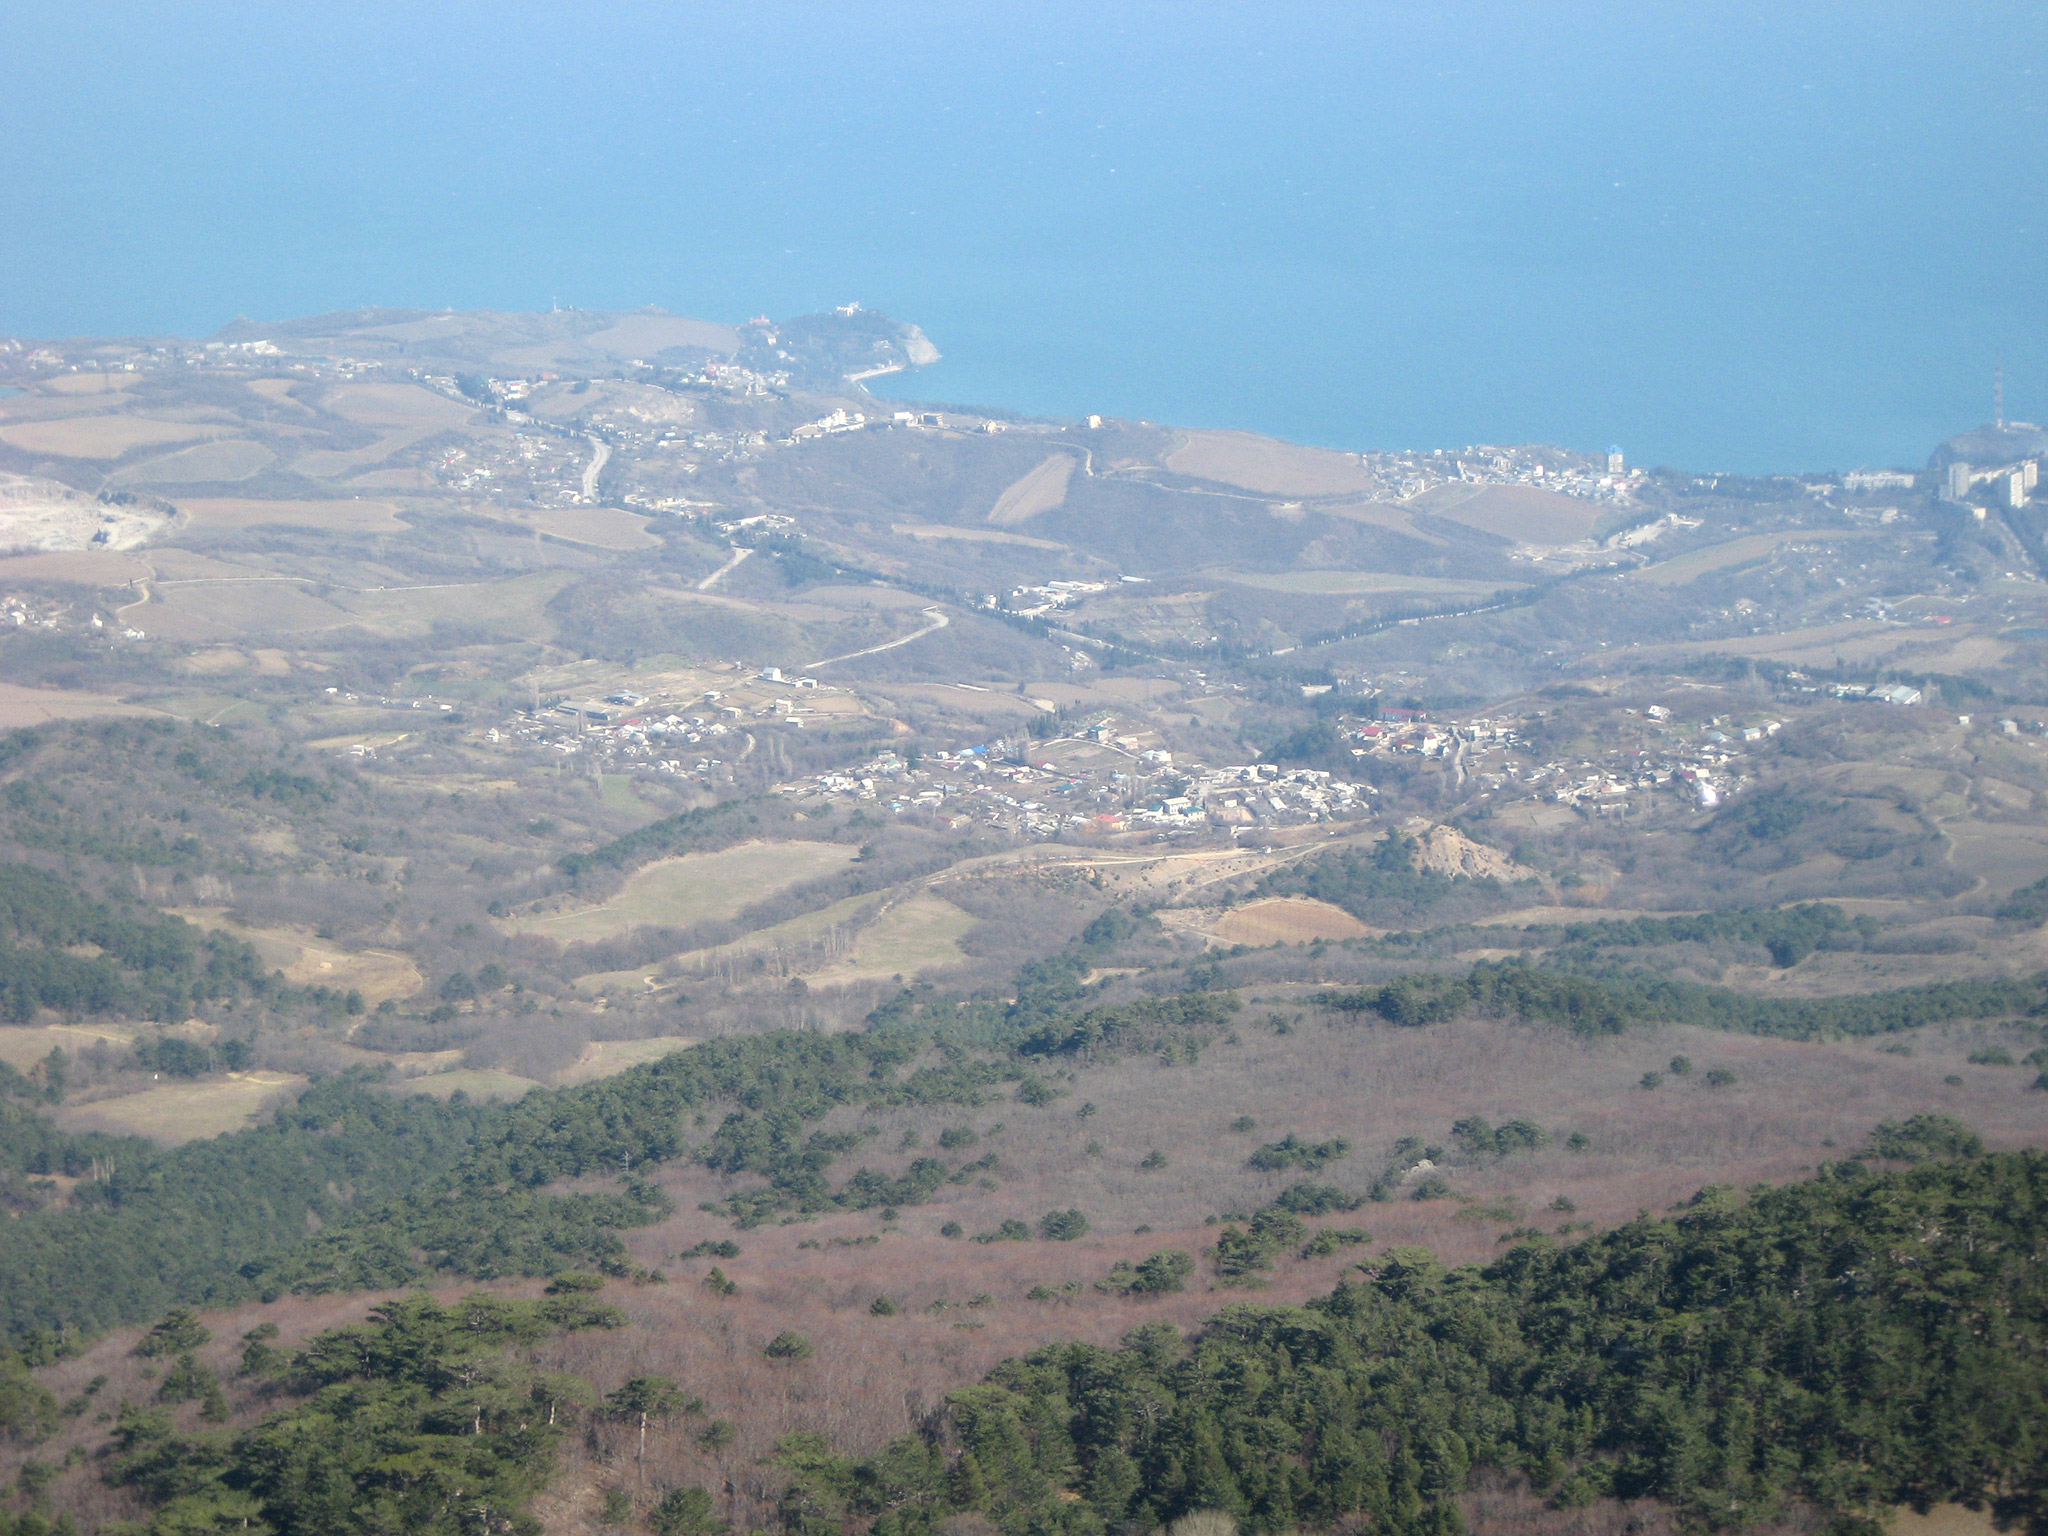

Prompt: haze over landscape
[0,9,2046,1536]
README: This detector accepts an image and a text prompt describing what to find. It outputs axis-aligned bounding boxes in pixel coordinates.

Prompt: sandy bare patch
[0,473,174,550]
[986,454,1076,525]
[1213,896,1372,944]
[1165,429,1379,497]
[891,522,1069,550]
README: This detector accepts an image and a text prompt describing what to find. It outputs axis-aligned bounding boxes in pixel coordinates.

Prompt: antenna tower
[1995,359,2005,430]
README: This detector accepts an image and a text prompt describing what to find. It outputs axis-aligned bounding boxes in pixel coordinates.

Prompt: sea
[1,2,2042,474]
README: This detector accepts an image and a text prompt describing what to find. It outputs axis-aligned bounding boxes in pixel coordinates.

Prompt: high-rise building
[1945,461,1974,501]
[1606,446,1625,475]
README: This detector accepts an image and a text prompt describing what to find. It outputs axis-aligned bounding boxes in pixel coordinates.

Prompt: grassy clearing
[0,1023,135,1071]
[553,1036,701,1086]
[809,894,978,984]
[512,840,861,944]
[57,1073,307,1144]
[172,910,423,1001]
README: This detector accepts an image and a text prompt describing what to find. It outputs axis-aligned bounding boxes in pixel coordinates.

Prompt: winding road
[580,435,610,502]
[804,606,949,670]
[697,545,753,591]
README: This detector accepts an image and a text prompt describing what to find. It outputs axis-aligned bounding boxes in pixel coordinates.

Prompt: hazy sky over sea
[3,2,2043,471]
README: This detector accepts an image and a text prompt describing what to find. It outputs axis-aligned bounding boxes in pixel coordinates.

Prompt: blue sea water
[1,2,2042,473]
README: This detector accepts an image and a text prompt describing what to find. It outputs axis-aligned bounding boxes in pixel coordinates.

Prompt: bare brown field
[798,583,933,610]
[129,579,356,640]
[330,570,576,639]
[174,497,411,533]
[288,431,438,480]
[0,548,152,584]
[1617,617,1924,668]
[986,453,1077,524]
[115,438,275,484]
[1632,529,1882,586]
[320,381,478,427]
[581,313,742,357]
[1413,483,1606,545]
[0,681,149,726]
[1217,568,1526,599]
[55,1072,307,1144]
[0,415,225,458]
[1164,429,1379,497]
[1311,497,1438,537]
[37,373,144,396]
[891,522,1069,550]
[473,503,659,549]
[1212,896,1372,944]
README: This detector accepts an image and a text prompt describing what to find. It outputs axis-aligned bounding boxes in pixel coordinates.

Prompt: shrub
[763,1330,812,1361]
[938,1126,979,1149]
[1247,1133,1351,1173]
[134,1309,210,1359]
[1968,1047,2015,1066]
[869,1295,898,1316]
[650,1485,725,1536]
[1639,1072,1664,1090]
[1703,1068,1736,1087]
[1037,1208,1089,1241]
[1864,1113,1983,1161]
[974,1219,1031,1244]
[939,1221,963,1239]
[1271,1182,1362,1215]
